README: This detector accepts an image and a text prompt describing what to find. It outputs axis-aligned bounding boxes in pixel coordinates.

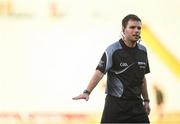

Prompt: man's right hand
[72,93,89,101]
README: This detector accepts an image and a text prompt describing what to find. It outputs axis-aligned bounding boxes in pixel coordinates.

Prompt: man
[73,14,150,123]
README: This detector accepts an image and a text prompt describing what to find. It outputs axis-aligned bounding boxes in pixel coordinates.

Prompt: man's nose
[135,27,140,32]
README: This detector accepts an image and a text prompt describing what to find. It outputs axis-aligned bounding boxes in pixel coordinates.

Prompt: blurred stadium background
[0,0,180,123]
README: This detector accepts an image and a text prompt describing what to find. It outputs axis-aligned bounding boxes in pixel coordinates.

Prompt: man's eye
[130,26,135,29]
[137,27,141,30]
[129,26,141,30]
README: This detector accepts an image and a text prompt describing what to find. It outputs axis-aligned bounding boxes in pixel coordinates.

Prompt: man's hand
[144,102,151,115]
[72,93,89,101]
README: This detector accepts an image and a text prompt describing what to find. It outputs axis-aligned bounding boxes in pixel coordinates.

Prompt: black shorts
[101,95,150,123]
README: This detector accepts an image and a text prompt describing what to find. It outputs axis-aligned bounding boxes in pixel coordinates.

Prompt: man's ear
[122,27,125,33]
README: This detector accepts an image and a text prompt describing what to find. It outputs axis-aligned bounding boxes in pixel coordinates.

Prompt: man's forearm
[141,76,150,101]
[85,70,104,93]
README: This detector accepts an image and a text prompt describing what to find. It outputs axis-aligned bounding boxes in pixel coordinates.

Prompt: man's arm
[142,76,149,101]
[72,70,104,101]
[141,76,151,115]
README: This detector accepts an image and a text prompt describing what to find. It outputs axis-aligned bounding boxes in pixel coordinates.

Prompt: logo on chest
[138,61,146,69]
[120,62,128,67]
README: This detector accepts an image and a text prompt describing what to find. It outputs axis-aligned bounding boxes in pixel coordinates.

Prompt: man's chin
[132,36,140,42]
[131,39,138,42]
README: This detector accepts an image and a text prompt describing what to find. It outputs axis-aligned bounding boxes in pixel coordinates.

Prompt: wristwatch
[83,90,91,95]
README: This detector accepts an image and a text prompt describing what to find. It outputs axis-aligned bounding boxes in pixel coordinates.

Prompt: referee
[73,14,150,123]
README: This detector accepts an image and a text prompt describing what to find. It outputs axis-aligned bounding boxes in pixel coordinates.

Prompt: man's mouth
[133,35,140,38]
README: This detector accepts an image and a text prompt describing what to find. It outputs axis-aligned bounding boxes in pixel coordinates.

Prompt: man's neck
[122,38,136,48]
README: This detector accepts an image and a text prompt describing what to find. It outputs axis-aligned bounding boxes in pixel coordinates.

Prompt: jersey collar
[119,38,138,50]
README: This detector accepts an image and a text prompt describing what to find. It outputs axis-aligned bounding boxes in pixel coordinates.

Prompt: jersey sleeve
[96,50,113,74]
[138,43,150,74]
[145,55,150,74]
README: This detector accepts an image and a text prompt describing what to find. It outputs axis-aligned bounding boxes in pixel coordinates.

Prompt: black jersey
[96,39,150,100]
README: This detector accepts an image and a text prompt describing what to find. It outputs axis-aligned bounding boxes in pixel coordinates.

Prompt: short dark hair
[122,14,141,28]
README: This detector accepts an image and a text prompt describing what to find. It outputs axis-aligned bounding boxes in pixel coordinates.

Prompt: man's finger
[72,95,85,100]
[85,96,89,101]
[72,97,78,100]
[72,96,81,100]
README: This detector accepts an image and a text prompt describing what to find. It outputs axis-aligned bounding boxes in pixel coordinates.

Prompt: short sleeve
[145,55,150,74]
[96,41,121,74]
[96,50,113,74]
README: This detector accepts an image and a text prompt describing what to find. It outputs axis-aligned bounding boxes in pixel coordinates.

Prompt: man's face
[123,20,142,42]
